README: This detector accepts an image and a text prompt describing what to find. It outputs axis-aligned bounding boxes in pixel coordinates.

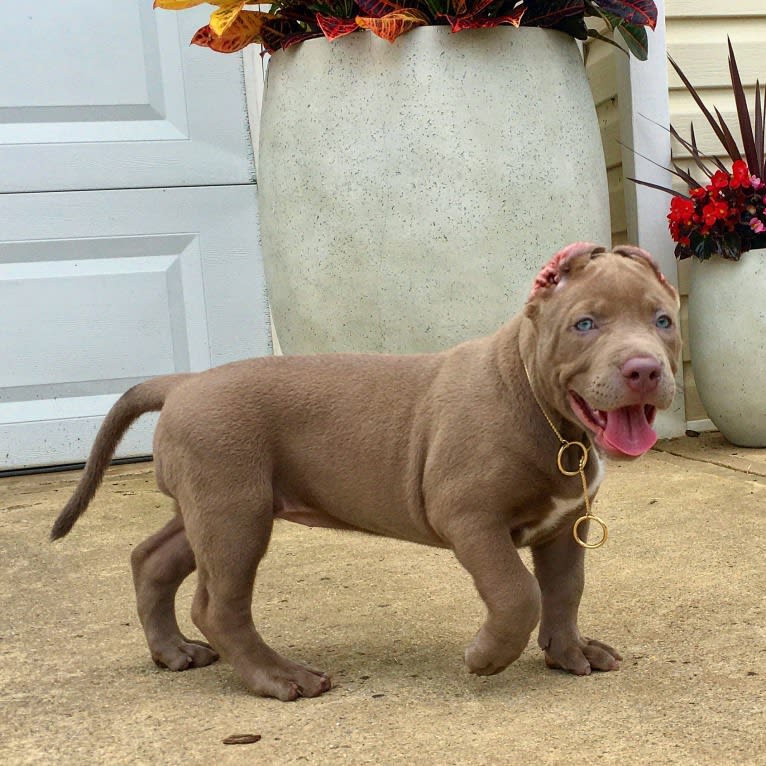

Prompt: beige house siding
[586,2,766,425]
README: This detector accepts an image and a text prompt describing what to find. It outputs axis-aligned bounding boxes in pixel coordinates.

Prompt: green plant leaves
[522,1,586,29]
[589,0,656,29]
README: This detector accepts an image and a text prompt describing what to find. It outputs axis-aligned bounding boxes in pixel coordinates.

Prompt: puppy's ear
[612,244,657,271]
[527,242,606,302]
[612,244,680,304]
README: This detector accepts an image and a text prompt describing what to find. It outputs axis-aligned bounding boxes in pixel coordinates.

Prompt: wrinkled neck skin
[516,312,592,449]
[491,315,590,457]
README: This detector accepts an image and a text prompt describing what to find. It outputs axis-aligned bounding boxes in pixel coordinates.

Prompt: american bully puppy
[52,242,681,700]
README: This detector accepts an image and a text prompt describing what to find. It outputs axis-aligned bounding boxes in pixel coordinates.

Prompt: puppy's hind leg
[187,490,332,701]
[131,509,219,671]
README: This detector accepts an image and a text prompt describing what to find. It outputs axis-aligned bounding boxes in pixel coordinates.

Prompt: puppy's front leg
[531,521,622,675]
[446,519,541,676]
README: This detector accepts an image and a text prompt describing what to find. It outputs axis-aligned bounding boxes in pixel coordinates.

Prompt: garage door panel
[0,185,268,470]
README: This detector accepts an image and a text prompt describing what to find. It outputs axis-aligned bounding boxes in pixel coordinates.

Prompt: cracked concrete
[1,435,764,765]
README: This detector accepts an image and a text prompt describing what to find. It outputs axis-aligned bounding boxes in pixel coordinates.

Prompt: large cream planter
[257,26,611,354]
[688,252,766,446]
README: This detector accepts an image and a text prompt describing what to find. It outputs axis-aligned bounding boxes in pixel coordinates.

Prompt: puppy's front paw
[464,625,530,676]
[544,636,622,675]
[152,638,219,671]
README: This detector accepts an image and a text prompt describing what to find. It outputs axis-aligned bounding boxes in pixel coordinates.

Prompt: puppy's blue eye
[574,317,595,332]
[656,314,672,329]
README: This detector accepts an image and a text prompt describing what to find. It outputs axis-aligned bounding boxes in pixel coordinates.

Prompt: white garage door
[0,1,269,470]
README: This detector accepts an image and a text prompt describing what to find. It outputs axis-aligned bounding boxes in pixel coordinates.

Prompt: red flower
[667,195,699,245]
[667,196,696,244]
[668,196,695,224]
[690,186,707,200]
[731,159,752,189]
[711,170,730,190]
[702,200,730,227]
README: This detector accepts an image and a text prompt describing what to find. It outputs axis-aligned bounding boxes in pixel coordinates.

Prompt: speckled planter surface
[257,26,611,354]
[688,252,766,446]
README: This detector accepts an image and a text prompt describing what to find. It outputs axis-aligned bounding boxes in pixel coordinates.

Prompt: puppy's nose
[621,356,662,393]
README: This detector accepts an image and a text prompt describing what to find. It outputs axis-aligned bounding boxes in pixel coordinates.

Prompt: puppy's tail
[50,374,190,541]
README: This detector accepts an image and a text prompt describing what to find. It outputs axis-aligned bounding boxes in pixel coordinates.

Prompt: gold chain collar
[521,360,608,549]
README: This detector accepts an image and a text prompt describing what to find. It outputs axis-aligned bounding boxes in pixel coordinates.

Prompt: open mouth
[568,391,658,458]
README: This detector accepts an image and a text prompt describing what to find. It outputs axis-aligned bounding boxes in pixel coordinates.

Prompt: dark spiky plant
[154,1,657,58]
[631,39,766,261]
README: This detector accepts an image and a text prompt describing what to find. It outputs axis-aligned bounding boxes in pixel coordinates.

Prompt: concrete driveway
[1,434,764,765]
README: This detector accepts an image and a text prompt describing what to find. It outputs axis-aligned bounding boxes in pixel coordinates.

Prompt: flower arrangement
[665,161,765,261]
[632,40,766,261]
[154,1,657,58]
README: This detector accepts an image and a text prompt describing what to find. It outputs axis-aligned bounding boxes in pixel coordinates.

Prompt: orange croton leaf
[190,25,217,48]
[191,10,270,53]
[355,9,428,43]
[153,0,210,9]
[446,6,526,32]
[316,14,360,42]
[210,1,247,36]
[154,0,255,16]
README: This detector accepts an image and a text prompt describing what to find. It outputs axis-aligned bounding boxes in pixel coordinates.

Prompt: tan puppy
[52,243,681,701]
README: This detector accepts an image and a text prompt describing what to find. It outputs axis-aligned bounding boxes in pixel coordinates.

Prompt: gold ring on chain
[556,441,589,477]
[521,359,609,548]
[572,514,609,549]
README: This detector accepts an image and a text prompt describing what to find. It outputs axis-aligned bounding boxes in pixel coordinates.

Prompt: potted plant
[156,2,658,355]
[155,2,657,59]
[631,39,766,446]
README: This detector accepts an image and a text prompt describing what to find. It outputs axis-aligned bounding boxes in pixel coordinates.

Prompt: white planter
[256,26,611,354]
[688,251,766,446]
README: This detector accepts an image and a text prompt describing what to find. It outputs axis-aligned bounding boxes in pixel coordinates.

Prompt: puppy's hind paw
[243,660,332,701]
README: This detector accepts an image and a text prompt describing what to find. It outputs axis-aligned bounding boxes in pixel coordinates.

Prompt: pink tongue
[602,405,657,457]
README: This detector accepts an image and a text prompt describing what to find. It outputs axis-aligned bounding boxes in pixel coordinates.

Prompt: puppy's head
[524,243,682,459]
